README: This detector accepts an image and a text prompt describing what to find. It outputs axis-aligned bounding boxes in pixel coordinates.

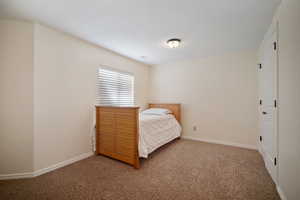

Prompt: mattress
[138,114,182,158]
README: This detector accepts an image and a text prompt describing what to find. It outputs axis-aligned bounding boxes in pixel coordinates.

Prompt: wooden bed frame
[95,103,181,169]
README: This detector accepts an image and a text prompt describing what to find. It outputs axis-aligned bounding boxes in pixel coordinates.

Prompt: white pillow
[141,108,171,115]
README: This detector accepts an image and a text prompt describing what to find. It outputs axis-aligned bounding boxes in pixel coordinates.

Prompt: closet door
[259,30,278,183]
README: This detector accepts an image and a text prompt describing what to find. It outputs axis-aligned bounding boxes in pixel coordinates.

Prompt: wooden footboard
[96,104,181,169]
[95,106,140,169]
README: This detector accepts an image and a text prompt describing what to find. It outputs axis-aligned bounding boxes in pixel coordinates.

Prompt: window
[96,67,134,106]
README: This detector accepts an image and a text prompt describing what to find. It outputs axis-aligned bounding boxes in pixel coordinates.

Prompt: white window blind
[96,67,134,106]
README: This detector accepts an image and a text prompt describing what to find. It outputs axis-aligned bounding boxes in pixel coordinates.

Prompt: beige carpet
[0,139,280,200]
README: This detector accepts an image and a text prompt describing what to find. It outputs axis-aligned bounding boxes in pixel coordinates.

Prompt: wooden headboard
[148,103,181,124]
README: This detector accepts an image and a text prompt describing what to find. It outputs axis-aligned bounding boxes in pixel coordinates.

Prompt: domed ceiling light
[166,38,181,48]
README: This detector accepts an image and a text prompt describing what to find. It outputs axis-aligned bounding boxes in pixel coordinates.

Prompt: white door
[259,30,278,183]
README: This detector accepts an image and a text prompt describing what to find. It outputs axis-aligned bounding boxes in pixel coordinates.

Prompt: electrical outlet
[193,126,197,131]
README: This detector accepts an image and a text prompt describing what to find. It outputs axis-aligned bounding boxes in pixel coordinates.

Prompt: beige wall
[0,21,149,175]
[149,51,258,148]
[272,0,300,199]
[0,20,34,174]
[33,24,149,170]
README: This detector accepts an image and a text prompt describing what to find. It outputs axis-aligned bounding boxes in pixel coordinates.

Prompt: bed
[95,103,181,168]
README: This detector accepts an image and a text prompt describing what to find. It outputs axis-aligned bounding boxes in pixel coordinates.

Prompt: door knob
[262,111,267,115]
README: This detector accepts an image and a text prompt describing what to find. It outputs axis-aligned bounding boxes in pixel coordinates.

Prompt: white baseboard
[182,136,257,150]
[0,171,34,180]
[277,186,287,200]
[0,151,94,180]
[33,151,94,177]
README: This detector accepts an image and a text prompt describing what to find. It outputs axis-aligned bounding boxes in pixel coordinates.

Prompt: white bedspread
[139,114,182,158]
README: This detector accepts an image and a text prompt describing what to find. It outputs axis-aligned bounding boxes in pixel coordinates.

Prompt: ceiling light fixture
[166,38,181,48]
